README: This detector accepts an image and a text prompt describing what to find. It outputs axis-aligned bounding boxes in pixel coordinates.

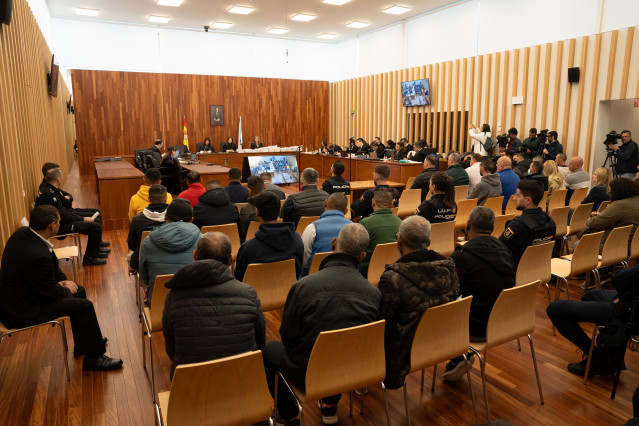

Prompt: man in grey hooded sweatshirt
[467,158,502,206]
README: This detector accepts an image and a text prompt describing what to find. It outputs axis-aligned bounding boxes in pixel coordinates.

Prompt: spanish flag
[182,116,189,149]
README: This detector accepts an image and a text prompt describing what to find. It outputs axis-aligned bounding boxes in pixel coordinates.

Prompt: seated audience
[352,165,399,219]
[416,172,457,223]
[235,192,304,281]
[178,171,206,207]
[379,216,459,389]
[345,137,358,154]
[512,153,531,178]
[498,180,556,266]
[262,223,381,425]
[251,136,264,150]
[0,206,122,371]
[260,172,286,200]
[129,168,174,220]
[582,167,612,211]
[411,155,439,201]
[300,193,351,276]
[356,137,371,155]
[321,160,351,195]
[394,138,411,160]
[523,160,549,190]
[468,159,502,205]
[497,156,521,211]
[282,168,329,226]
[369,139,386,159]
[547,265,639,376]
[127,184,167,270]
[444,207,515,380]
[411,139,434,163]
[445,152,470,185]
[140,199,201,304]
[466,153,484,194]
[239,176,265,242]
[36,167,109,266]
[360,187,402,277]
[556,153,570,177]
[544,160,565,195]
[193,180,239,228]
[162,232,265,377]
[225,168,250,203]
[319,139,329,154]
[326,143,342,155]
[564,156,590,190]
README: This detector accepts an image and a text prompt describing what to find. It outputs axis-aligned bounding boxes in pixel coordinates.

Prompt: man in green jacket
[521,128,540,161]
[445,153,469,186]
[359,187,402,277]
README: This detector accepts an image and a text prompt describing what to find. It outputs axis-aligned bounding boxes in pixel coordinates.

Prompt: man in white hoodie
[466,153,484,195]
[127,184,168,271]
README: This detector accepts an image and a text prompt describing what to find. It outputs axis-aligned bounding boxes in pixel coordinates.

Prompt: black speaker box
[568,67,580,83]
[0,0,13,25]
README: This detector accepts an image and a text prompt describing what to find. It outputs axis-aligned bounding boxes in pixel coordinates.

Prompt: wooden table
[95,160,144,231]
[181,162,230,186]
[299,153,424,183]
[350,180,405,200]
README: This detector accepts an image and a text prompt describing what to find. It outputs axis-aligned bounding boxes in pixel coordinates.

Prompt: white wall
[26,0,52,48]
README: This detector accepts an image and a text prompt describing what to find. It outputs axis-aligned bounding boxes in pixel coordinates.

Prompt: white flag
[238,116,243,149]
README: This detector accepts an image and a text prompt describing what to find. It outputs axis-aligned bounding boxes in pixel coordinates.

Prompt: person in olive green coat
[445,153,469,186]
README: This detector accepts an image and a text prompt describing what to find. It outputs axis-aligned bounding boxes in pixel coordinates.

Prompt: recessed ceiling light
[211,22,233,29]
[383,5,411,15]
[228,5,254,15]
[148,15,171,23]
[157,0,182,6]
[75,7,99,17]
[323,0,351,5]
[291,13,316,22]
[267,27,289,35]
[318,33,338,40]
[346,21,369,29]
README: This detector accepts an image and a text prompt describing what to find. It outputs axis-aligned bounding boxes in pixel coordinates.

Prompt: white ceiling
[47,0,462,42]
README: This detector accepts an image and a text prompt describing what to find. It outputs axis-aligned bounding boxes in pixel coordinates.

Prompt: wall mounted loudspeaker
[0,0,13,25]
[568,67,580,83]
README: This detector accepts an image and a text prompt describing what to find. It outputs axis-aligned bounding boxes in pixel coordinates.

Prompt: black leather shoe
[96,252,109,258]
[83,257,107,266]
[100,241,110,247]
[99,248,111,255]
[83,355,123,371]
[74,337,109,357]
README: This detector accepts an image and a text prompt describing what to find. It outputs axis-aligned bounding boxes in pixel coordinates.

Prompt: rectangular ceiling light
[383,5,411,15]
[148,15,171,23]
[323,0,351,5]
[229,5,254,14]
[157,0,183,6]
[211,22,233,29]
[346,21,369,28]
[318,33,338,40]
[75,7,99,17]
[267,27,289,35]
[291,13,316,22]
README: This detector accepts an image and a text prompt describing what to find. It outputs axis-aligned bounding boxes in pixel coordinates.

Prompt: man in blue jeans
[546,265,639,377]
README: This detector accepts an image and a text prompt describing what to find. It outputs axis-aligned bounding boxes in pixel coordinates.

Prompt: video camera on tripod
[495,134,509,148]
[535,129,549,156]
[603,130,622,151]
[602,130,622,176]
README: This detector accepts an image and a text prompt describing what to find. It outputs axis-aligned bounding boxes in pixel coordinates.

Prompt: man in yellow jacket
[129,168,173,221]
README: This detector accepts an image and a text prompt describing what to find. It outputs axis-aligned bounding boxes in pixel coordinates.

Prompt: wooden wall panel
[0,0,75,258]
[73,71,329,175]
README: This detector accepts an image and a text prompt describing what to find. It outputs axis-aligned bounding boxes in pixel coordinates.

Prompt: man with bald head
[162,231,265,377]
[262,223,381,425]
[496,156,521,211]
[564,157,590,190]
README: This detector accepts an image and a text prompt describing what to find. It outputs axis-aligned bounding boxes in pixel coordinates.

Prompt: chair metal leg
[349,390,353,416]
[55,321,71,381]
[611,369,621,399]
[420,369,425,391]
[58,318,69,352]
[70,257,77,283]
[527,334,544,404]
[544,283,557,335]
[463,354,479,424]
[583,326,599,385]
[431,364,437,392]
[142,325,147,369]
[381,382,392,426]
[469,347,490,421]
[554,275,568,301]
[403,382,411,426]
[148,331,156,403]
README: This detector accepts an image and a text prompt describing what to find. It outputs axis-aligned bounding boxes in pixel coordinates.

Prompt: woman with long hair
[201,137,214,152]
[416,172,457,223]
[582,167,612,211]
[469,123,491,156]
[224,136,237,152]
[543,160,564,210]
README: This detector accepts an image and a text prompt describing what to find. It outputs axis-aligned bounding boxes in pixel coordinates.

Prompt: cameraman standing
[543,131,563,161]
[608,130,638,179]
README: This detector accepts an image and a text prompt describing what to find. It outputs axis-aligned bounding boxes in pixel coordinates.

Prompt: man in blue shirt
[496,156,520,212]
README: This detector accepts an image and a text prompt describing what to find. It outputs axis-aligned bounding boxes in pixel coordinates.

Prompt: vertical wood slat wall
[0,0,75,258]
[329,26,639,169]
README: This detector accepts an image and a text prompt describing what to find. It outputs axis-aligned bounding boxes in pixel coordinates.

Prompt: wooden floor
[0,162,637,425]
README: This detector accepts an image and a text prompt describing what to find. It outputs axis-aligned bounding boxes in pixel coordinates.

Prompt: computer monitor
[190,153,196,162]
[245,155,299,184]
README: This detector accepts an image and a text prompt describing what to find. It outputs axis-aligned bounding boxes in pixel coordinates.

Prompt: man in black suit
[0,206,122,371]
[150,139,163,154]
[250,136,264,150]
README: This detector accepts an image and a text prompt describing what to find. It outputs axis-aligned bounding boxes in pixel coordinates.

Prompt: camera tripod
[602,149,618,178]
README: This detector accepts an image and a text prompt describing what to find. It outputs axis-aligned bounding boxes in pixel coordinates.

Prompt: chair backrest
[547,188,567,213]
[492,214,515,238]
[428,221,456,257]
[600,225,633,267]
[485,281,540,349]
[166,351,272,426]
[549,206,570,239]
[296,216,320,235]
[309,252,331,275]
[504,195,520,216]
[454,185,469,204]
[629,228,639,261]
[242,259,297,311]
[396,189,422,217]
[409,297,473,373]
[367,242,400,286]
[568,203,594,236]
[539,191,548,211]
[139,230,152,262]
[454,199,478,230]
[149,274,173,331]
[568,187,588,209]
[245,219,282,241]
[304,320,386,401]
[391,207,399,216]
[569,231,604,276]
[483,196,504,216]
[597,200,610,213]
[405,176,416,189]
[516,242,553,286]
[236,202,247,212]
[201,223,241,258]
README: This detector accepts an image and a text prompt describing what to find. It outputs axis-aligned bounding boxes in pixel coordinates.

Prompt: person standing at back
[281,168,329,227]
[224,167,250,203]
[543,131,563,161]
[521,128,539,161]
[608,130,639,179]
[469,123,491,156]
[321,160,351,195]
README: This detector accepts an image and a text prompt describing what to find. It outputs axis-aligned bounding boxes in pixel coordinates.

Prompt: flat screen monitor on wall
[401,78,430,107]
[246,155,299,184]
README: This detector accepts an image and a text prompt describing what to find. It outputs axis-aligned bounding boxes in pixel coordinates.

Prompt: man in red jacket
[178,171,206,207]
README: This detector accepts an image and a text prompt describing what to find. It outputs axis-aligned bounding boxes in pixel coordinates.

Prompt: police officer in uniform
[499,179,556,266]
[351,165,399,219]
[321,160,351,195]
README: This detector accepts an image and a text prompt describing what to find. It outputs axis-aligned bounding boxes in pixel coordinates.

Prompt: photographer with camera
[607,130,638,179]
[543,131,563,161]
[469,123,492,156]
[505,128,521,157]
[520,128,539,161]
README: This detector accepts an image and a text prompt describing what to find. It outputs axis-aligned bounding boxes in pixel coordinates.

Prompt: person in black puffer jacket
[281,168,329,227]
[162,232,265,378]
[192,180,239,228]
